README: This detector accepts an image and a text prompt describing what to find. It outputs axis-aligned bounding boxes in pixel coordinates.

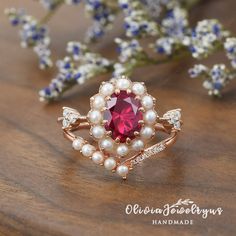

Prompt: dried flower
[119,0,159,37]
[188,20,228,59]
[5,1,236,99]
[5,8,52,69]
[115,38,144,63]
[155,37,176,55]
[190,64,231,96]
[189,64,209,78]
[39,41,112,101]
[84,0,115,42]
[224,37,236,69]
[161,7,189,40]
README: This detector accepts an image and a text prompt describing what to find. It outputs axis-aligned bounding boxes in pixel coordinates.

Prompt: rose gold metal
[106,131,112,136]
[115,137,121,144]
[138,107,145,112]
[127,89,131,94]
[102,120,108,125]
[60,111,181,160]
[125,138,131,145]
[115,89,120,94]
[138,120,144,125]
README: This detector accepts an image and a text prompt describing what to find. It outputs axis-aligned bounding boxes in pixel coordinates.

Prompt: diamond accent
[62,107,80,128]
[163,109,181,130]
[131,143,166,165]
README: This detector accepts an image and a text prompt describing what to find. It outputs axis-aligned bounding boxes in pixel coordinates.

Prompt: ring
[58,76,182,179]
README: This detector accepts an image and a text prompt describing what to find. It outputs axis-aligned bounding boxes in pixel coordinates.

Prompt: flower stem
[124,49,190,76]
[40,0,64,25]
[184,0,202,10]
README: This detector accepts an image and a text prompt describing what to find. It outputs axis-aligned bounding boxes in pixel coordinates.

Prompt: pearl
[104,157,116,170]
[141,95,154,109]
[132,139,144,151]
[100,83,114,96]
[117,78,131,90]
[116,165,129,177]
[88,110,102,124]
[91,126,105,139]
[144,110,157,124]
[92,151,104,164]
[92,95,105,109]
[140,126,154,139]
[72,138,84,150]
[99,138,114,151]
[116,144,129,156]
[132,83,145,96]
[81,144,96,157]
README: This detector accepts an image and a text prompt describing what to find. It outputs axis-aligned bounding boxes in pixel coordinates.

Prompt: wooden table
[0,1,236,235]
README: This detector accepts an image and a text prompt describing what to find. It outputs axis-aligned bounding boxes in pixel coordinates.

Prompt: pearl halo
[75,76,158,178]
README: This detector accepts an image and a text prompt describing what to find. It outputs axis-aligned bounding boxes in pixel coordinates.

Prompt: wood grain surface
[0,1,236,235]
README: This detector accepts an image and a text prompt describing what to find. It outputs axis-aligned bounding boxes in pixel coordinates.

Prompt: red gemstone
[104,91,143,143]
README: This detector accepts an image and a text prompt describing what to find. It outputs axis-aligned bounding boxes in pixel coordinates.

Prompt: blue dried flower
[161,7,189,40]
[224,37,236,69]
[155,37,175,55]
[189,64,208,78]
[39,41,112,101]
[188,20,229,59]
[4,8,25,26]
[5,8,53,69]
[66,41,88,60]
[85,0,115,42]
[115,38,143,63]
[190,64,230,96]
[119,0,159,37]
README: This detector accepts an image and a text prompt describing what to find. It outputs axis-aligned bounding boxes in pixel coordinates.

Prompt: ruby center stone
[104,91,143,143]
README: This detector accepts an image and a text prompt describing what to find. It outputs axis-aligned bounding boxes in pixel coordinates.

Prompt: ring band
[58,76,182,179]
